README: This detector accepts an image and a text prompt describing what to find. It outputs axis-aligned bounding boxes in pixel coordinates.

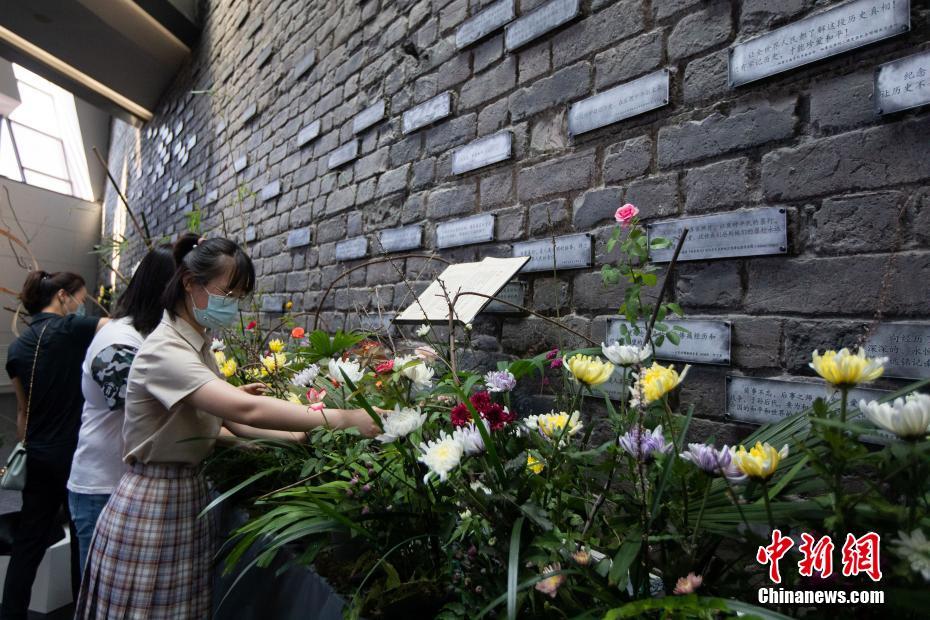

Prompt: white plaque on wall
[483,281,527,313]
[875,50,930,115]
[378,225,423,253]
[328,141,359,169]
[297,120,321,147]
[353,101,386,134]
[335,236,368,261]
[864,323,930,380]
[568,69,669,135]
[452,132,512,175]
[505,0,579,51]
[403,92,452,134]
[648,207,788,262]
[512,233,592,272]
[606,319,732,365]
[436,213,496,249]
[729,0,910,87]
[456,0,514,49]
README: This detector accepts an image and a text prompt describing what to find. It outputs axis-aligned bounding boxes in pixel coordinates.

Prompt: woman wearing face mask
[1,271,108,620]
[76,236,380,619]
[67,243,178,577]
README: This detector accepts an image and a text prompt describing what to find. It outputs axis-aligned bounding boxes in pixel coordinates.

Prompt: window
[0,65,94,201]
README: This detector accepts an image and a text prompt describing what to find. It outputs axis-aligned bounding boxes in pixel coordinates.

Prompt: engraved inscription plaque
[606,319,731,365]
[261,295,284,312]
[648,207,788,262]
[727,376,893,443]
[505,0,579,51]
[240,103,258,125]
[875,49,930,115]
[261,180,281,201]
[233,155,248,173]
[204,189,218,204]
[456,0,514,49]
[353,101,386,134]
[360,313,396,333]
[864,323,930,380]
[452,132,512,175]
[293,50,316,79]
[328,141,359,169]
[730,0,910,87]
[245,226,257,243]
[256,45,273,68]
[512,233,592,273]
[180,180,194,195]
[297,120,321,147]
[336,236,368,261]
[483,281,527,313]
[568,70,669,135]
[436,214,496,249]
[287,228,311,248]
[403,92,452,134]
[379,225,423,253]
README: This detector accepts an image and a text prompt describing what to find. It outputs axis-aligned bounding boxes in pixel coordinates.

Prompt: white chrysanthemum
[418,432,464,483]
[402,362,434,388]
[601,341,652,366]
[891,529,930,582]
[416,324,431,337]
[452,423,486,455]
[211,338,226,352]
[292,364,320,387]
[376,405,426,443]
[393,354,417,369]
[327,358,364,384]
[523,411,583,444]
[858,393,930,439]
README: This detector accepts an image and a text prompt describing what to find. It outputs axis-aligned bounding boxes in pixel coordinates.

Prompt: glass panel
[0,121,24,182]
[9,82,59,136]
[23,170,72,195]
[10,123,70,180]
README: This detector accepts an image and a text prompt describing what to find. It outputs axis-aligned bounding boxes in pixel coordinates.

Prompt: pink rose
[615,203,639,228]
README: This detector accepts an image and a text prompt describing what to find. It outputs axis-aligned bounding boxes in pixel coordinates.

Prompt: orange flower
[291,327,306,339]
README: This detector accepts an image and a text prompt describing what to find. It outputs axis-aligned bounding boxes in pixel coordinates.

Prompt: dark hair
[19,270,86,315]
[162,234,255,319]
[111,244,176,336]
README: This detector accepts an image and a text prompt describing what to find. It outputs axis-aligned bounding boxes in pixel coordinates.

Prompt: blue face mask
[67,294,86,317]
[191,287,239,330]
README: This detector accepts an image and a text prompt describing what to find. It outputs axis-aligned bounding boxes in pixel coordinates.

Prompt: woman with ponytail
[76,235,380,619]
[2,271,108,620]
[67,242,177,576]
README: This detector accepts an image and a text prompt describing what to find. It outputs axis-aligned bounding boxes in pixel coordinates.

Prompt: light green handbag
[0,323,48,491]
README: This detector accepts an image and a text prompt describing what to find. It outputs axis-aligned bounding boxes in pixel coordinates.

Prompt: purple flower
[484,369,517,393]
[618,425,672,462]
[679,443,732,476]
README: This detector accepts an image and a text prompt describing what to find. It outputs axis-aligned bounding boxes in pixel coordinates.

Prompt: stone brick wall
[104,0,930,443]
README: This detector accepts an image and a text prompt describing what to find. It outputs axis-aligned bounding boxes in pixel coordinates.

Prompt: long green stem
[761,478,776,534]
[720,475,753,539]
[690,478,711,556]
[834,387,849,532]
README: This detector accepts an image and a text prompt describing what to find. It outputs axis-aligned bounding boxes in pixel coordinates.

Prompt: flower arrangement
[203,209,930,620]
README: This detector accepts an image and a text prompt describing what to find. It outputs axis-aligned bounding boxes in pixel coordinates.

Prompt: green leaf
[198,470,273,519]
[666,330,681,346]
[608,537,641,587]
[507,517,525,620]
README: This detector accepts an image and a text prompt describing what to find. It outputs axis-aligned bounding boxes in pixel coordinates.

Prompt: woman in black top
[1,271,107,620]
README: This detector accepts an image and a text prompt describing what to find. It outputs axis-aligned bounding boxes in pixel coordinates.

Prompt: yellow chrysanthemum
[527,454,545,474]
[244,367,267,380]
[219,359,238,378]
[633,362,690,405]
[214,350,226,366]
[268,339,285,353]
[261,352,288,373]
[809,348,887,387]
[285,392,302,405]
[564,354,614,386]
[525,411,583,443]
[285,301,294,311]
[732,442,788,480]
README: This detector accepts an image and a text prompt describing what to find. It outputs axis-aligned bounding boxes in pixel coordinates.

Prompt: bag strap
[22,322,49,447]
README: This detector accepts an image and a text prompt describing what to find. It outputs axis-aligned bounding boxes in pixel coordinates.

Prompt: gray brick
[325,185,357,215]
[473,34,503,72]
[653,0,703,21]
[376,165,410,196]
[552,1,643,69]
[730,317,783,369]
[668,0,731,61]
[594,30,663,90]
[459,56,516,109]
[532,278,569,312]
[412,158,436,189]
[528,199,568,236]
[683,49,729,105]
[518,40,550,84]
[478,98,510,135]
[426,183,477,219]
[509,62,589,122]
[762,117,930,201]
[781,319,868,374]
[659,98,797,167]
[572,272,618,312]
[813,192,905,255]
[501,314,590,354]
[495,205,524,240]
[603,135,652,183]
[479,169,514,207]
[572,187,622,230]
[389,134,422,167]
[518,150,596,202]
[529,110,568,154]
[317,216,347,243]
[676,261,743,309]
[435,51,472,91]
[745,254,930,316]
[624,173,679,219]
[809,71,875,133]
[740,0,813,34]
[683,158,750,214]
[286,271,309,292]
[425,113,476,154]
[355,148,389,180]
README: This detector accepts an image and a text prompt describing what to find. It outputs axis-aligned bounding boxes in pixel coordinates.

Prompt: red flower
[375,360,394,374]
[470,391,492,412]
[483,402,515,431]
[449,390,515,430]
[545,349,559,360]
[291,327,306,339]
[549,358,563,369]
[246,321,257,330]
[451,403,472,427]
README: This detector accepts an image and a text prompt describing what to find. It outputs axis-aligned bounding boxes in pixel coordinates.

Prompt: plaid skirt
[74,462,214,619]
